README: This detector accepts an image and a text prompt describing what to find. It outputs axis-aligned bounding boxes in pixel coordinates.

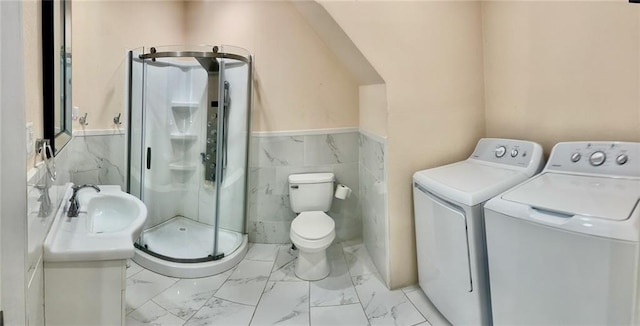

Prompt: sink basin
[86,194,145,234]
[44,184,148,262]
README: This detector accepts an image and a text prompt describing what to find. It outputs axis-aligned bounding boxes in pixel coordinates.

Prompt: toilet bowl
[290,211,335,280]
[288,173,336,281]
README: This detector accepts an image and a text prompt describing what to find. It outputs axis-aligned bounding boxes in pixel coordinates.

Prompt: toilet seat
[289,209,336,280]
[291,211,335,240]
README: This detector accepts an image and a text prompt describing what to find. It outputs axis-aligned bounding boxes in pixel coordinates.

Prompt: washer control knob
[589,151,606,166]
[510,149,519,157]
[495,146,506,158]
[570,152,581,163]
[616,154,628,165]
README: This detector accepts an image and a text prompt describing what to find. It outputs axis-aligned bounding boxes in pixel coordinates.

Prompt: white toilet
[288,173,336,281]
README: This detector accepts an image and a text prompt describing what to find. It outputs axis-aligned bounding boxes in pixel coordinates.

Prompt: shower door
[212,46,252,257]
[129,45,250,264]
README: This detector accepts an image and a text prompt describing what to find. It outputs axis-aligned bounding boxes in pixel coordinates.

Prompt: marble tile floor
[125,241,450,326]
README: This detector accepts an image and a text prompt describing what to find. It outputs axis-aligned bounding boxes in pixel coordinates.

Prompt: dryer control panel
[470,138,544,173]
[546,142,640,178]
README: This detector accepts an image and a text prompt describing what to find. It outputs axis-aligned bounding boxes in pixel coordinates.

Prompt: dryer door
[414,182,472,294]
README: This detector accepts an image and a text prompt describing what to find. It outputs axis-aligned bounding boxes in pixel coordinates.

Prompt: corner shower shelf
[171,101,199,110]
[171,103,198,119]
[168,163,197,172]
[169,133,198,141]
[171,102,199,133]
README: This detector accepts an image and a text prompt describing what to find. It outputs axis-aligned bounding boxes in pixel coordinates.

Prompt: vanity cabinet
[44,260,126,325]
[42,183,145,325]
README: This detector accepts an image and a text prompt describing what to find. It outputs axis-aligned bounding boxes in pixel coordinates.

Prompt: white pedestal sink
[44,185,147,261]
[87,193,146,234]
[43,184,147,326]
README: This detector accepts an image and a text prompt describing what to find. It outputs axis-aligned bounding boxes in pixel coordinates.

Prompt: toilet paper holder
[334,184,352,200]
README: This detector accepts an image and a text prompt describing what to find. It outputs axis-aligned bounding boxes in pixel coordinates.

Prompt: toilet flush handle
[290,185,299,189]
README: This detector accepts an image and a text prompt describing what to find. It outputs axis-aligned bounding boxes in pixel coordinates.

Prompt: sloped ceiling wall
[319,0,640,289]
[320,0,486,289]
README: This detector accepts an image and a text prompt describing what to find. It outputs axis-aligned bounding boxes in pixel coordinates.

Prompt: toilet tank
[288,173,335,213]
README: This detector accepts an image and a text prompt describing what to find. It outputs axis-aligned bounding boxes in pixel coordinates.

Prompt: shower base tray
[133,216,247,278]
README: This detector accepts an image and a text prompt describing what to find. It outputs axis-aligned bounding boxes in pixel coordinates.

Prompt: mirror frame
[42,0,72,155]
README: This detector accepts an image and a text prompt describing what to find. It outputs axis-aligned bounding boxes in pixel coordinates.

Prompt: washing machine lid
[413,160,528,206]
[502,173,640,221]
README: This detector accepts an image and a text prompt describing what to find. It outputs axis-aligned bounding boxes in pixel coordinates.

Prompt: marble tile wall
[359,131,389,286]
[65,132,127,189]
[248,131,361,243]
[26,140,76,272]
[57,129,388,286]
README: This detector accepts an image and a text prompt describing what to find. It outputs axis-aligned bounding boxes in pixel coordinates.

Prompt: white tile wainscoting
[358,130,389,287]
[60,127,391,288]
[65,128,383,250]
[68,129,126,189]
[247,128,390,288]
[63,128,390,284]
[248,129,362,243]
[125,241,446,326]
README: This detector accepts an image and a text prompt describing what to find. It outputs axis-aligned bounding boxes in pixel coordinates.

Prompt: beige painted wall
[321,1,486,289]
[183,1,359,132]
[359,84,388,137]
[483,1,640,153]
[73,0,358,132]
[325,0,640,289]
[23,0,43,166]
[72,0,185,130]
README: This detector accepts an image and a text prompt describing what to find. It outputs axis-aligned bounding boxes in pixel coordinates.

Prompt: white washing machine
[485,141,640,325]
[413,138,544,325]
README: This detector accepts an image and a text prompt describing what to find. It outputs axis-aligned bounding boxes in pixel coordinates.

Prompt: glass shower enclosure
[127,45,251,278]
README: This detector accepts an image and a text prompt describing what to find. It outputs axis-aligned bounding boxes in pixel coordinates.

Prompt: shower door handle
[222,81,230,172]
[146,147,151,169]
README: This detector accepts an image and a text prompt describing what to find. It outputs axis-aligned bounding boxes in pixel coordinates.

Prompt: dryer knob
[589,151,606,166]
[510,149,519,157]
[495,146,506,158]
[616,154,628,165]
[570,152,581,163]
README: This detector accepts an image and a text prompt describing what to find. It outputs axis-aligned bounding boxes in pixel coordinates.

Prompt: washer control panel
[470,138,544,173]
[546,142,640,178]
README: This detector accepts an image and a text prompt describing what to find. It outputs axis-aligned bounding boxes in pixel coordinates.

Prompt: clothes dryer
[485,141,640,325]
[413,138,544,325]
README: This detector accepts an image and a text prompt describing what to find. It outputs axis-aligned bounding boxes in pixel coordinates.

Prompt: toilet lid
[291,211,335,240]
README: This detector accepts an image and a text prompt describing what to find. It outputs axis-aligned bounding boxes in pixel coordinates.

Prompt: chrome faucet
[67,184,101,217]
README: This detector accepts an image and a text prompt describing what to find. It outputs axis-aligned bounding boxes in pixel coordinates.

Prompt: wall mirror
[42,0,72,155]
